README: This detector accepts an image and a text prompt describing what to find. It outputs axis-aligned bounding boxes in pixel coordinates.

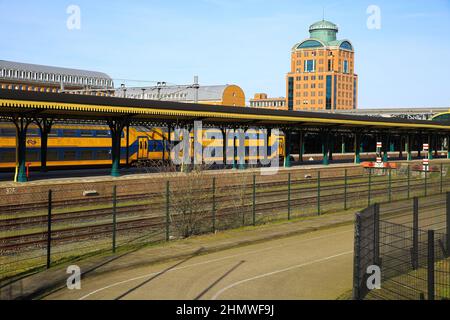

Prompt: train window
[0,151,15,163]
[96,130,110,137]
[80,150,93,160]
[27,129,40,137]
[63,151,77,161]
[47,150,58,161]
[48,130,58,137]
[80,130,94,137]
[0,128,16,136]
[96,150,111,160]
[26,151,40,162]
[62,129,79,137]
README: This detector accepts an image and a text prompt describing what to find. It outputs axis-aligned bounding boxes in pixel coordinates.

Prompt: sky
[1,0,449,108]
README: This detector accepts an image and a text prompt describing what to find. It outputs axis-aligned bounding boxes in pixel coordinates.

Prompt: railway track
[0,173,367,215]
[0,176,445,231]
[1,179,447,253]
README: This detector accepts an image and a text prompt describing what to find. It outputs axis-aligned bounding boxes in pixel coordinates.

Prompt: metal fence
[353,193,450,300]
[1,162,450,287]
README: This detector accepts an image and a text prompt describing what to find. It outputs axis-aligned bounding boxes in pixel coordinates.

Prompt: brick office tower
[286,20,358,111]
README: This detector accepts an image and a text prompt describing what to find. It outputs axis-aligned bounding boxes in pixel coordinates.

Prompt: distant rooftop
[0,60,114,89]
[116,84,239,102]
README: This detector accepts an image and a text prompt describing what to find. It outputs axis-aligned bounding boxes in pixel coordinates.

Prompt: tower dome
[309,20,338,43]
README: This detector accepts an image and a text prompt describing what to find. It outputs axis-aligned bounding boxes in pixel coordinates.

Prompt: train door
[138,137,149,159]
[278,137,285,157]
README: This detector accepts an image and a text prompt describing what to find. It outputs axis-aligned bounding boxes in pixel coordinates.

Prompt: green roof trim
[309,20,338,32]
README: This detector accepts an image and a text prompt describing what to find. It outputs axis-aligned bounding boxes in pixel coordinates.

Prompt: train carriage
[0,123,284,170]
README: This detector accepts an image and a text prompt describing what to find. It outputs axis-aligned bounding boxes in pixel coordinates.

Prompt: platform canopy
[1,89,450,133]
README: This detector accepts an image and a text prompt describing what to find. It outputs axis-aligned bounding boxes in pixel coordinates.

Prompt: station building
[249,93,287,110]
[286,20,358,111]
[0,60,114,96]
[115,84,246,107]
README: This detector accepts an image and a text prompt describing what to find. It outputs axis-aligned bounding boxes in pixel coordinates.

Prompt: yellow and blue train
[0,123,285,169]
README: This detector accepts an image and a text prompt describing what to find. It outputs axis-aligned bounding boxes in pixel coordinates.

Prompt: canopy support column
[35,117,53,173]
[299,131,304,163]
[12,116,33,183]
[406,134,412,161]
[321,130,330,166]
[125,124,130,168]
[108,119,128,177]
[284,130,292,168]
[354,132,361,164]
[447,135,450,160]
[382,133,389,162]
[428,134,433,160]
[221,128,227,168]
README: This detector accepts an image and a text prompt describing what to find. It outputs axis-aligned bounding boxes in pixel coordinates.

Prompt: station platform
[0,155,448,191]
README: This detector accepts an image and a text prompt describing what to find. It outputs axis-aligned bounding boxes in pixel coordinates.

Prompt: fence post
[427,230,435,301]
[412,197,419,269]
[112,185,117,253]
[46,189,52,269]
[407,164,411,199]
[252,174,256,226]
[317,171,321,215]
[288,173,291,220]
[166,181,170,242]
[344,169,348,210]
[388,168,392,202]
[352,213,362,300]
[373,203,380,266]
[212,177,216,233]
[446,192,450,255]
[368,168,372,207]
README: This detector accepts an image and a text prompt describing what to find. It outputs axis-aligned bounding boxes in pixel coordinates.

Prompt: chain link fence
[353,192,450,300]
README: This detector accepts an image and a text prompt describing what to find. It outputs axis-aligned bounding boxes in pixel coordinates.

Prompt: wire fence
[353,192,450,300]
[1,162,450,288]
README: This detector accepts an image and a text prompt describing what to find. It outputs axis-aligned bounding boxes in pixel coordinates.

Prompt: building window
[343,60,349,74]
[304,60,316,73]
[328,60,332,71]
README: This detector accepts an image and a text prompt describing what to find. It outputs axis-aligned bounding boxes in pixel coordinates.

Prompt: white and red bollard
[375,142,383,168]
[423,144,429,171]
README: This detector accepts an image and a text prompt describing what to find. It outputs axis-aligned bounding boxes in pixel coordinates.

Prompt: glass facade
[297,40,324,49]
[340,41,353,51]
[326,75,332,110]
[288,77,294,111]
